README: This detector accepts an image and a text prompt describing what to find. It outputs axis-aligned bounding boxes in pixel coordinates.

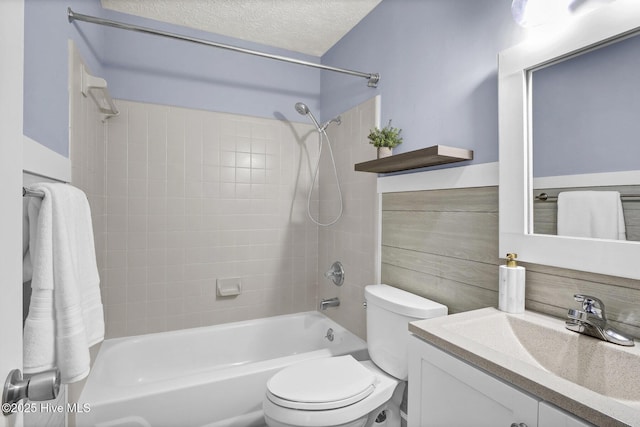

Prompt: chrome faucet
[320,297,340,310]
[565,294,634,347]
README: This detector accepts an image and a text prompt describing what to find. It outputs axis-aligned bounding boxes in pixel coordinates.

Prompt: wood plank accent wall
[382,186,640,338]
[523,262,640,338]
[381,187,500,314]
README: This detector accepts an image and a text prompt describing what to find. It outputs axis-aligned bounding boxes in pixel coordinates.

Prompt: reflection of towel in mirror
[557,191,627,240]
[23,183,105,383]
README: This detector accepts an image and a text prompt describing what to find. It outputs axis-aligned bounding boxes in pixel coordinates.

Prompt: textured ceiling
[100,0,382,56]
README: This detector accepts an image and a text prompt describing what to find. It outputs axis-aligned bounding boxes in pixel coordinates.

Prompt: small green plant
[367,120,403,148]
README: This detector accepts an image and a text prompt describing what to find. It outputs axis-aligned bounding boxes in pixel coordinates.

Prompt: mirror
[499,0,640,279]
[531,30,640,241]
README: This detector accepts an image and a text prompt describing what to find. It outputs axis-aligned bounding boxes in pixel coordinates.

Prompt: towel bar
[22,187,45,199]
[535,192,640,202]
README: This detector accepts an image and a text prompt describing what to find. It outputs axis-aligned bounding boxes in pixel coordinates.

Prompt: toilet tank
[365,284,447,380]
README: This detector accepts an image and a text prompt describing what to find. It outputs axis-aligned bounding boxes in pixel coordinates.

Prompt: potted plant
[368,120,403,158]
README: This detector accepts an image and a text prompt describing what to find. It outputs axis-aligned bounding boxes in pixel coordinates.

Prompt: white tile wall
[101,101,319,338]
[317,97,379,339]
[70,73,378,340]
[68,43,108,427]
[69,47,107,300]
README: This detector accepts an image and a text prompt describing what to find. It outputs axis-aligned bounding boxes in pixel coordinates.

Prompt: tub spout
[320,297,340,310]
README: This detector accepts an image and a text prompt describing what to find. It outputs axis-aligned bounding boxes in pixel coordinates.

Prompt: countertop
[409,307,640,427]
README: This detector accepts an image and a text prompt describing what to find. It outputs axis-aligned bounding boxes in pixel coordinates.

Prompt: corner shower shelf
[81,65,119,121]
[354,145,473,173]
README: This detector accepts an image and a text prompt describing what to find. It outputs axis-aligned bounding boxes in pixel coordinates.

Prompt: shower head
[295,102,310,116]
[294,102,341,133]
[295,102,321,132]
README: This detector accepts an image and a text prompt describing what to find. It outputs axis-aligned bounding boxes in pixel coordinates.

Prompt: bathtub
[77,311,368,427]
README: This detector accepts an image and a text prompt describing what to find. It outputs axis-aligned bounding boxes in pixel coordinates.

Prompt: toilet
[263,284,448,427]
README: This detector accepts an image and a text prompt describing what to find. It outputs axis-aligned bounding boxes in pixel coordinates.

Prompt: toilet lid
[266,355,376,411]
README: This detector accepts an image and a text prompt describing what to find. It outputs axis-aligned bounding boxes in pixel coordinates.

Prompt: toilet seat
[266,355,376,410]
[263,360,401,427]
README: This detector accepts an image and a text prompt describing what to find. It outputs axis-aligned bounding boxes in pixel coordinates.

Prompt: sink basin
[439,310,640,401]
[410,307,640,426]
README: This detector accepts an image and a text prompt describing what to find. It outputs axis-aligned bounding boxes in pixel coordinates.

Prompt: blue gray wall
[25,0,532,164]
[98,11,321,125]
[320,0,524,167]
[532,31,640,178]
[24,0,106,157]
[23,0,321,157]
[28,0,638,172]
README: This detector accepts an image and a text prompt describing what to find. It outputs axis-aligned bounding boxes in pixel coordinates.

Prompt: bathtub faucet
[324,262,344,286]
[320,297,340,310]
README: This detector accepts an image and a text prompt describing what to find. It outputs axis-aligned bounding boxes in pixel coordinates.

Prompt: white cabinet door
[408,335,539,427]
[539,402,594,427]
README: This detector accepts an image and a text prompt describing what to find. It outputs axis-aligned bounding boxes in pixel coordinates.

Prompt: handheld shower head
[293,102,344,227]
[294,102,341,133]
[295,102,310,116]
[294,102,321,131]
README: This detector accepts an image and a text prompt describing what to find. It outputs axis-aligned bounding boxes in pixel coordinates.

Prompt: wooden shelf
[354,145,473,173]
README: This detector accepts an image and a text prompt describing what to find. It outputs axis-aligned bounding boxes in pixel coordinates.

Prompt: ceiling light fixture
[512,0,616,28]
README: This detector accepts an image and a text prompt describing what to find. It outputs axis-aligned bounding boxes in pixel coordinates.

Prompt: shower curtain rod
[67,8,380,88]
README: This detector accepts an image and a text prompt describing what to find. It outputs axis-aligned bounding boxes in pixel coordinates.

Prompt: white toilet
[263,284,448,427]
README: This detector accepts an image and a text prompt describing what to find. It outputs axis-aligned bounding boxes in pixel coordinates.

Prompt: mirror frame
[499,0,640,280]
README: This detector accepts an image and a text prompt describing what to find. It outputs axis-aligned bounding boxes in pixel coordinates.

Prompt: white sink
[410,307,640,426]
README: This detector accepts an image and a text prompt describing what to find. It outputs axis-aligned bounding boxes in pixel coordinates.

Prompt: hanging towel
[23,197,33,283]
[23,183,105,383]
[557,190,627,240]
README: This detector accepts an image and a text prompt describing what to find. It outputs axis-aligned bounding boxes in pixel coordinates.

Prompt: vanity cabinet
[539,402,594,427]
[407,335,593,427]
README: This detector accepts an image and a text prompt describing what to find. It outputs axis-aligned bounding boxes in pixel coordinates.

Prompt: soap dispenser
[499,253,525,314]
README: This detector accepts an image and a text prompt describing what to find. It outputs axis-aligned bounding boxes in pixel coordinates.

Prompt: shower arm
[319,116,341,133]
[67,8,380,88]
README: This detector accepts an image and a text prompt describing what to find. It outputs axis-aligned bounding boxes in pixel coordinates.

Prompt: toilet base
[264,413,369,427]
[367,382,404,427]
[264,397,402,427]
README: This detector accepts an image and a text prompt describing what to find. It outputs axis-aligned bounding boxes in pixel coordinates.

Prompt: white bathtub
[77,311,368,427]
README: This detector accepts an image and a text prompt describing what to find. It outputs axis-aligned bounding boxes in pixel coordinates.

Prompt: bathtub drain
[325,328,334,342]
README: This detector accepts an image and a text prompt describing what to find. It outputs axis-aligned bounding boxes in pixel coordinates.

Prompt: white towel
[23,198,33,282]
[557,191,627,240]
[23,183,105,383]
